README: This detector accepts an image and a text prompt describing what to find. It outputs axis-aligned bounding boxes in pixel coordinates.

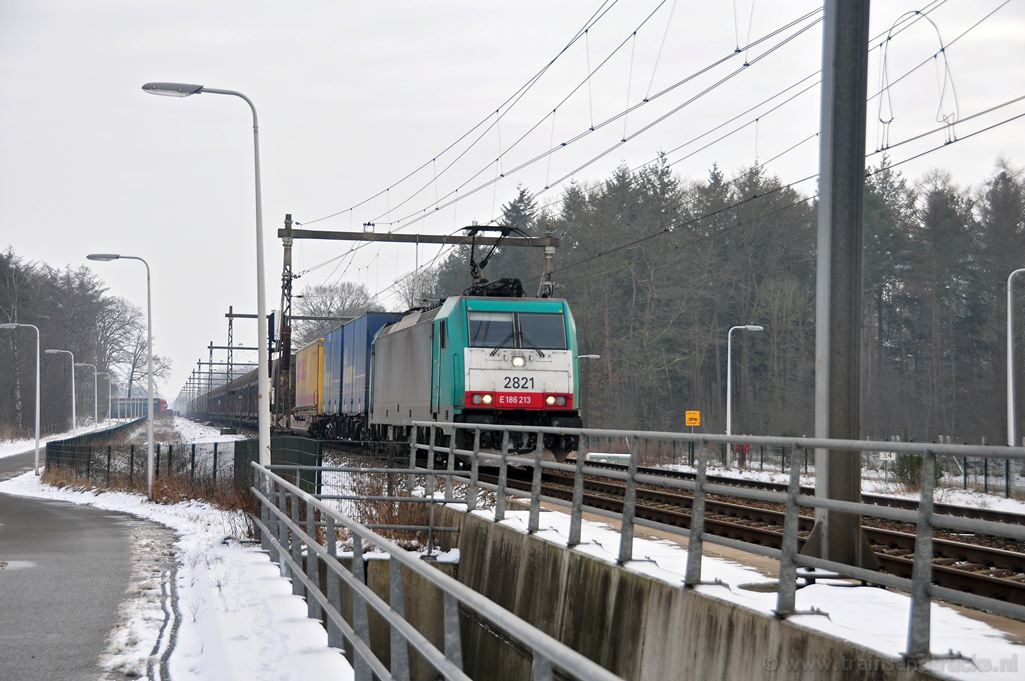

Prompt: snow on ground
[655,463,1025,516]
[0,472,353,681]
[173,417,248,444]
[0,419,134,460]
[464,505,1024,680]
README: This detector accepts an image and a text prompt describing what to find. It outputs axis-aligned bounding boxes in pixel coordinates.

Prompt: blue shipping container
[341,312,402,416]
[322,326,345,416]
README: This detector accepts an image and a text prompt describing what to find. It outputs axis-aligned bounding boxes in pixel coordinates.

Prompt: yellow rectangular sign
[685,410,701,427]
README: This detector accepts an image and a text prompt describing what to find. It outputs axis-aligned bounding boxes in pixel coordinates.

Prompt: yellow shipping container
[295,339,324,413]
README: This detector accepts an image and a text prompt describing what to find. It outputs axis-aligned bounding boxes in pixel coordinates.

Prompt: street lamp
[75,363,98,430]
[1008,268,1025,447]
[142,81,271,467]
[0,323,41,475]
[45,349,75,435]
[96,372,112,423]
[88,253,154,498]
[726,325,764,437]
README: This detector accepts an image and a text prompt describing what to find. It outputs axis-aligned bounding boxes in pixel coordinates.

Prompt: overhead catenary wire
[533,103,1025,287]
[378,9,824,233]
[515,0,983,223]
[365,0,675,226]
[295,4,821,279]
[304,0,987,299]
[298,0,622,228]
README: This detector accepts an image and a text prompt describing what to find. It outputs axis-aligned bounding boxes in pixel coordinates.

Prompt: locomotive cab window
[468,310,567,350]
[468,311,515,348]
[440,320,447,349]
[518,312,567,350]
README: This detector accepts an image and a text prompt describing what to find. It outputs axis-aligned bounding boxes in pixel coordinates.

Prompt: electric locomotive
[369,294,582,458]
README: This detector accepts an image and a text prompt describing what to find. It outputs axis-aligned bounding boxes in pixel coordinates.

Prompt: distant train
[185,294,583,458]
[112,396,168,418]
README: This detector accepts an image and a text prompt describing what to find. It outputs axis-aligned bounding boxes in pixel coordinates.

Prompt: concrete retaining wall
[442,507,943,681]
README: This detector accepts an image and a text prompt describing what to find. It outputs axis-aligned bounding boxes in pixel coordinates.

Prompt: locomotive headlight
[481,393,493,405]
[471,394,483,405]
[545,395,556,406]
[556,395,567,406]
[511,355,526,368]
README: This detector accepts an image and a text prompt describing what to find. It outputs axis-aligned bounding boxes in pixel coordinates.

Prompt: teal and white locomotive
[370,293,582,458]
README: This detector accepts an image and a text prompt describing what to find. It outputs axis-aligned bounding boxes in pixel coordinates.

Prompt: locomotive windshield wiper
[518,332,546,358]
[489,330,516,356]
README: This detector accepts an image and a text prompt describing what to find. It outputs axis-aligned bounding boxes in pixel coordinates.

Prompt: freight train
[184,294,583,458]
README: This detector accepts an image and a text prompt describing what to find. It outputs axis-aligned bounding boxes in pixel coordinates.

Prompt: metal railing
[411,420,1025,664]
[250,462,625,681]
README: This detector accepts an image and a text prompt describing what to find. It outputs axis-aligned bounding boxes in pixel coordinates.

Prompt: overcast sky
[2,0,1023,401]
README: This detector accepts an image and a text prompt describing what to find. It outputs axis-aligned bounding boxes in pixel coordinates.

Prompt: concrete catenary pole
[808,0,877,568]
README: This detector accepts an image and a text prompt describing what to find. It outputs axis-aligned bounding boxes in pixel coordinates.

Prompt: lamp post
[1008,268,1025,447]
[45,349,75,434]
[726,325,764,437]
[75,363,98,430]
[96,372,112,423]
[142,81,271,467]
[88,253,154,498]
[0,323,41,475]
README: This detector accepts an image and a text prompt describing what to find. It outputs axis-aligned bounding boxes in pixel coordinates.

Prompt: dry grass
[41,466,260,538]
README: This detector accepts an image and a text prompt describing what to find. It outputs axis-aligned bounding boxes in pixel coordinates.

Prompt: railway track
[478,468,1025,607]
[574,458,1025,525]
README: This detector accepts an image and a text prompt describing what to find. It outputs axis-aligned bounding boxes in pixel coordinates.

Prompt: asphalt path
[0,449,139,681]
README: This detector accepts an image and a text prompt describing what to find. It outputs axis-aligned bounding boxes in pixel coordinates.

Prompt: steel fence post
[426,427,437,556]
[962,457,968,489]
[426,427,437,497]
[277,490,290,579]
[1006,458,1011,498]
[528,429,544,534]
[389,558,410,681]
[190,444,196,481]
[168,445,173,476]
[213,443,219,483]
[443,591,464,670]
[325,516,343,650]
[86,445,92,480]
[568,436,586,547]
[260,483,272,557]
[759,445,764,471]
[130,445,135,485]
[155,444,160,478]
[467,428,481,512]
[532,654,554,681]
[984,456,989,494]
[305,501,320,621]
[106,445,111,483]
[495,430,510,522]
[445,426,456,499]
[775,446,803,617]
[617,439,638,564]
[684,442,709,587]
[408,428,418,492]
[905,450,937,662]
[352,535,371,681]
[290,493,304,598]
